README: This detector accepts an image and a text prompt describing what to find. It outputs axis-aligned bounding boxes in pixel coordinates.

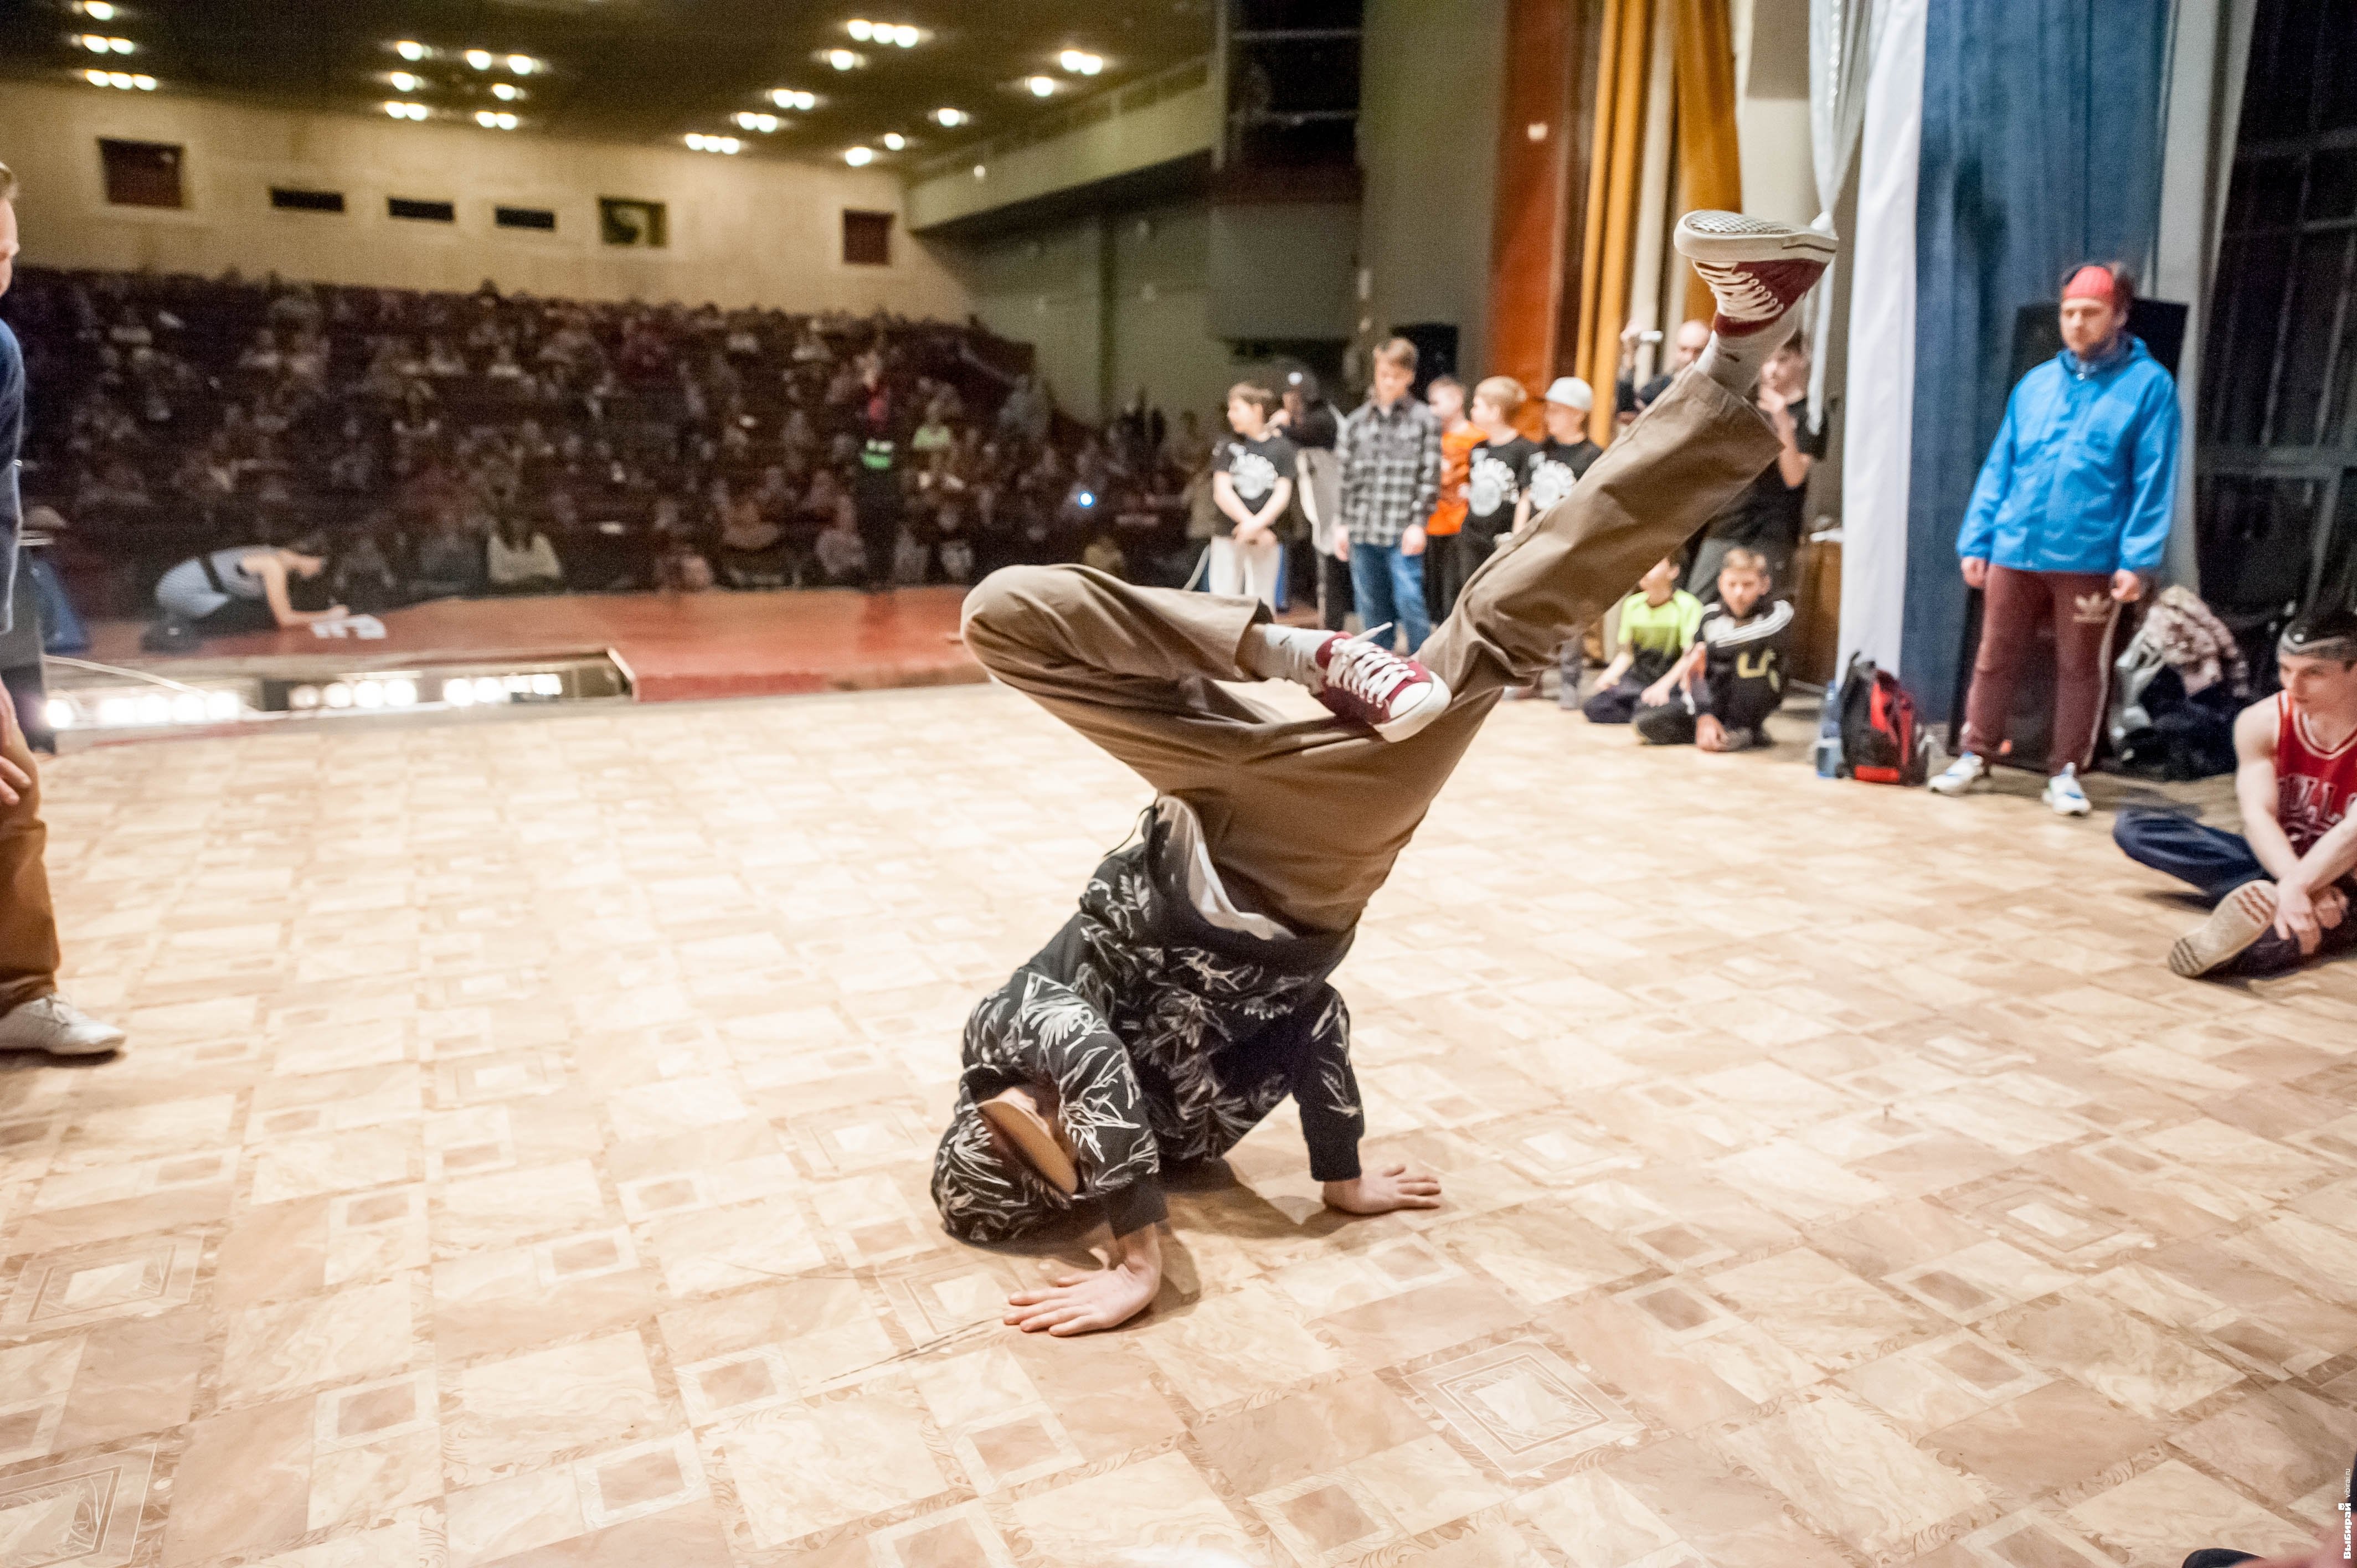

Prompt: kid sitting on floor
[1581,557,1702,724]
[1633,546,1793,750]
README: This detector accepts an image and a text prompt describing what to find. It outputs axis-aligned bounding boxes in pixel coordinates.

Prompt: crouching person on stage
[928,210,1835,1337]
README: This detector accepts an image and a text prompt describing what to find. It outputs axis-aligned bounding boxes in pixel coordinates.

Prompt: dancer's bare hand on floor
[1005,1226,1161,1337]
[1323,1164,1443,1215]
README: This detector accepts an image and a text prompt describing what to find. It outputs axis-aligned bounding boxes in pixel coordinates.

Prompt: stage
[4,685,2349,1568]
[81,586,985,705]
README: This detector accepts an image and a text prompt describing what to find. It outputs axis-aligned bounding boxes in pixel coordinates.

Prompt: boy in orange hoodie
[1422,375,1485,626]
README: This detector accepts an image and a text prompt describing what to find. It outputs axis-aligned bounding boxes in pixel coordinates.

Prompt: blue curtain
[1903,0,2171,718]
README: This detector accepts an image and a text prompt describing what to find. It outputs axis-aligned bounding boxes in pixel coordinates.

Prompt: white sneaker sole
[1927,771,1985,797]
[2169,880,2277,978]
[1673,212,1839,266]
[2044,787,2092,817]
[1372,673,1453,744]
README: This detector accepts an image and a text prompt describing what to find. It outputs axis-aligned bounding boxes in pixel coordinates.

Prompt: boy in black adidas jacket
[1635,546,1793,751]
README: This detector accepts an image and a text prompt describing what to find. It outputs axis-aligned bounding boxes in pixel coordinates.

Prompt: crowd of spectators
[0,267,1207,617]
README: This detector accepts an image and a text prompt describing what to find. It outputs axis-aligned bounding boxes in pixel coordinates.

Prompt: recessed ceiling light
[394,39,426,60]
[892,24,919,47]
[826,48,863,70]
[1026,75,1056,96]
[495,82,526,100]
[132,73,154,89]
[1059,49,1104,75]
[846,18,873,40]
[84,68,107,85]
[507,54,534,74]
[390,70,419,91]
[475,108,518,128]
[772,88,817,110]
[106,70,131,87]
[82,0,116,18]
[881,131,906,150]
[932,107,967,127]
[464,49,492,70]
[387,99,427,120]
[844,145,874,166]
[733,111,779,133]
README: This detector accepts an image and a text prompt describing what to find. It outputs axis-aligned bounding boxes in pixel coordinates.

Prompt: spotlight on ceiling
[390,70,420,91]
[931,106,969,128]
[771,88,817,110]
[825,48,864,70]
[80,0,116,17]
[385,99,428,120]
[732,111,780,133]
[394,39,426,60]
[475,108,518,128]
[132,72,154,88]
[79,33,132,52]
[491,81,522,101]
[507,54,534,74]
[1059,49,1104,75]
[846,18,873,40]
[891,24,919,46]
[464,48,492,70]
[105,69,132,87]
[685,133,742,154]
[843,145,874,166]
[881,131,906,150]
[1025,75,1056,97]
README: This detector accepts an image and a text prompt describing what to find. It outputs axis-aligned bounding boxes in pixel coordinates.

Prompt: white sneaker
[1927,753,1989,796]
[0,995,127,1058]
[2044,765,2092,817]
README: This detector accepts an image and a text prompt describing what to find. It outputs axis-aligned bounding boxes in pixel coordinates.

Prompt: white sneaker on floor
[2043,765,2092,817]
[1314,629,1452,742]
[0,995,127,1058]
[1927,752,1989,796]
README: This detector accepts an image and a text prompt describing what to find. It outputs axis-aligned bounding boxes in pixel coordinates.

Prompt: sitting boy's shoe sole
[980,1090,1080,1195]
[2168,880,2277,978]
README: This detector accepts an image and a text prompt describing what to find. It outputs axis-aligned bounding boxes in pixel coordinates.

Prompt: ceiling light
[507,54,534,74]
[395,39,426,60]
[846,18,873,40]
[932,106,968,127]
[476,108,518,128]
[465,48,492,70]
[892,24,919,46]
[1059,49,1104,75]
[387,100,427,119]
[497,111,518,128]
[82,0,115,17]
[844,145,874,166]
[390,70,419,91]
[686,132,707,149]
[110,35,133,53]
[881,131,905,150]
[80,34,134,53]
[106,70,131,87]
[1026,75,1056,96]
[733,110,779,132]
[826,48,863,70]
[686,133,741,154]
[132,73,154,89]
[492,82,521,100]
[772,88,816,110]
[84,68,108,85]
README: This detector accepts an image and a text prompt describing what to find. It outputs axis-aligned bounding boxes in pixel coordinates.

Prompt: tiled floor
[5,682,2354,1568]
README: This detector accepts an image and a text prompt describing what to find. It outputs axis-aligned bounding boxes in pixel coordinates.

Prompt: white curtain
[1804,0,1882,427]
[1836,0,1926,676]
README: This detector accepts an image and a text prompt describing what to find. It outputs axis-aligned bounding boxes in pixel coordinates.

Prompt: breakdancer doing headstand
[930,213,1833,1337]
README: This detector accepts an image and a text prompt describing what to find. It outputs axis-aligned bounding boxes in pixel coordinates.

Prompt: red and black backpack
[1836,655,1929,785]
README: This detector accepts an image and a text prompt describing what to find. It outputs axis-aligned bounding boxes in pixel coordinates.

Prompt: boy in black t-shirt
[1461,376,1536,575]
[1516,376,1604,530]
[1635,548,1793,751]
[1210,381,1297,608]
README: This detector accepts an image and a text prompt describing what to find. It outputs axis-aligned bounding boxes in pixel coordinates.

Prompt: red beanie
[2062,265,2118,307]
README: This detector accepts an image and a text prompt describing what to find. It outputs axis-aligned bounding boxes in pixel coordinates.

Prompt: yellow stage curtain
[1671,0,1743,324]
[1573,0,1655,446]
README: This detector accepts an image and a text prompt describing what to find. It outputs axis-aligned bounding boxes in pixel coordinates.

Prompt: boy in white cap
[1516,376,1603,530]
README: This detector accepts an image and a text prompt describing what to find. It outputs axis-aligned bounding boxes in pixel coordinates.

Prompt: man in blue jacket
[0,163,126,1058]
[1929,262,2179,816]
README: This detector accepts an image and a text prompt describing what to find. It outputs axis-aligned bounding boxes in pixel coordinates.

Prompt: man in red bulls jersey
[2114,604,2357,977]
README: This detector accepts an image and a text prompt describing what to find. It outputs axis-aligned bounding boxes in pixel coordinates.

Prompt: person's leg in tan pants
[961,372,1780,934]
[0,695,123,1055]
[0,694,60,1009]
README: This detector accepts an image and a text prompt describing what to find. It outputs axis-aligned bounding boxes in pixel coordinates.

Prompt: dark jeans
[1424,532,1471,628]
[1582,674,1650,725]
[1318,551,1354,632]
[2114,808,2357,975]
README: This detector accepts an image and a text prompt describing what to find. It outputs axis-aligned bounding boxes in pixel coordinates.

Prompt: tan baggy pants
[960,372,1780,933]
[0,693,60,1012]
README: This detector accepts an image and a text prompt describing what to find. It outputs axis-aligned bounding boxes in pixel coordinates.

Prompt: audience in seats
[0,269,1206,619]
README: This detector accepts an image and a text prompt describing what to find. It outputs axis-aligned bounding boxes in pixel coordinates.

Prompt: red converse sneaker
[1315,629,1452,742]
[1674,212,1836,337]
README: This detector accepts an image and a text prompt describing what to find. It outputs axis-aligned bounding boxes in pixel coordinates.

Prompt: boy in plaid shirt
[1336,337,1442,651]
